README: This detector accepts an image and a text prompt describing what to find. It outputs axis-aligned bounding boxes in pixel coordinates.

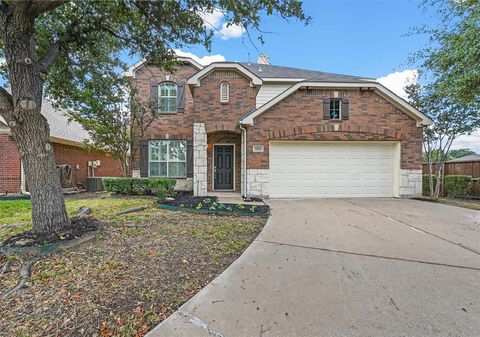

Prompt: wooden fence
[422,161,480,197]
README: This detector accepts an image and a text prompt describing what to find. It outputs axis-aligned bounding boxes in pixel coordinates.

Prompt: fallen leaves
[0,203,265,337]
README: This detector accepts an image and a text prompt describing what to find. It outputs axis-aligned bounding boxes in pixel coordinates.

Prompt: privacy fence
[422,161,480,198]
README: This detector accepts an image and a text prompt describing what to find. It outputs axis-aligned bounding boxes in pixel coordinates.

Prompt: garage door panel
[269,142,396,198]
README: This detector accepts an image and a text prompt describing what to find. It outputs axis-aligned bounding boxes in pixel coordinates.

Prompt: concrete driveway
[147,199,480,337]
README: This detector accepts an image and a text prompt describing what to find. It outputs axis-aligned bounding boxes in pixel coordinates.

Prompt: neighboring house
[446,154,480,163]
[127,55,432,198]
[0,99,123,194]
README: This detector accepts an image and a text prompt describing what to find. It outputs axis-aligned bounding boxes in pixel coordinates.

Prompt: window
[159,82,177,113]
[149,140,186,177]
[330,99,341,119]
[220,82,229,103]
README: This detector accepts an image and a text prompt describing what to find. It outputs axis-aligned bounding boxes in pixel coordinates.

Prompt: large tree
[406,82,480,199]
[0,0,309,235]
[416,0,480,105]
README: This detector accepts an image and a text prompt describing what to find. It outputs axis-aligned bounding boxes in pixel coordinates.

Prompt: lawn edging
[158,203,270,217]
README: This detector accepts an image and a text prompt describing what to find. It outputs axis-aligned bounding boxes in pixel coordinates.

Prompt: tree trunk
[1,8,69,235]
[14,116,70,234]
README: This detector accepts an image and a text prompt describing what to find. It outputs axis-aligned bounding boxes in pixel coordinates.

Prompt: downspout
[239,124,248,198]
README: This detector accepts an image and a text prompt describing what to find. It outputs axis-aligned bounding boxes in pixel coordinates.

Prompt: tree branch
[38,29,73,73]
[0,0,11,33]
[31,0,67,17]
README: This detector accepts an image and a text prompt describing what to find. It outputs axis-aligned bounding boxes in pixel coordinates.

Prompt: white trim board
[188,63,262,87]
[124,57,203,78]
[240,81,433,127]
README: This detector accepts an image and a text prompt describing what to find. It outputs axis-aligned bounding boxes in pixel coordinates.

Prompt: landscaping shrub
[444,175,472,198]
[422,174,437,196]
[102,178,176,196]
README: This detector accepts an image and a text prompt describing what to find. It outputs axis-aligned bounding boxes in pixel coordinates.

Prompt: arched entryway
[207,131,241,192]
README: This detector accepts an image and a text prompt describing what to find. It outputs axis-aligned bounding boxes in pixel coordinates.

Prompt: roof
[124,57,203,78]
[188,62,262,87]
[239,62,373,82]
[447,154,480,163]
[0,99,89,146]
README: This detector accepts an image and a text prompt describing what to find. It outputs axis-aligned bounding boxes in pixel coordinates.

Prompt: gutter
[239,124,248,198]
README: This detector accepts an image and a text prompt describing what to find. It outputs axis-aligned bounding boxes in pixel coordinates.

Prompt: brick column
[193,123,207,196]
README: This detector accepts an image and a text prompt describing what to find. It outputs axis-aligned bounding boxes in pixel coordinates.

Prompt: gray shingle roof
[239,62,373,82]
[447,154,480,163]
[0,98,89,144]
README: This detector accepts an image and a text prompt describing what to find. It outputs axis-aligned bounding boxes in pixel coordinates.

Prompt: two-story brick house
[127,55,432,199]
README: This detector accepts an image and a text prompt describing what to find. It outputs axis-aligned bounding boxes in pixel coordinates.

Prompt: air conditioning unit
[86,177,104,192]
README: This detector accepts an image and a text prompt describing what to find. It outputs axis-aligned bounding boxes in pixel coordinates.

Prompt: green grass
[0,194,154,241]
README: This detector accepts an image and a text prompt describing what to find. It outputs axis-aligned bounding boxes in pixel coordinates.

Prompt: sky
[157,0,479,153]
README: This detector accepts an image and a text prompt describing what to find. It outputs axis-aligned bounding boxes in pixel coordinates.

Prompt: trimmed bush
[422,174,437,196]
[102,178,176,196]
[444,175,472,198]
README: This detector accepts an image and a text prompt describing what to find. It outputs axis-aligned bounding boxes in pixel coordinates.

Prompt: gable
[188,63,262,87]
[241,82,432,126]
[125,57,203,78]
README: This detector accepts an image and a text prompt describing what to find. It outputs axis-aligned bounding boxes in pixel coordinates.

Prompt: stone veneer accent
[193,123,207,196]
[246,169,269,198]
[399,169,422,197]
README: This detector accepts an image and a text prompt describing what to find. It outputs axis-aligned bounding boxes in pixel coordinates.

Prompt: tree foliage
[415,0,480,104]
[406,82,480,199]
[448,148,477,159]
[0,0,309,235]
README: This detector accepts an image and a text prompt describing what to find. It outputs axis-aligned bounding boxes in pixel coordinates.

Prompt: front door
[214,145,234,190]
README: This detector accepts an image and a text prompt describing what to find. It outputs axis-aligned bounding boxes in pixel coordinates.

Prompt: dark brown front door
[214,145,234,190]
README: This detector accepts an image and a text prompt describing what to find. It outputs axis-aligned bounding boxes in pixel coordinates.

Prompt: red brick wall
[0,134,21,194]
[130,63,199,170]
[53,142,123,186]
[131,64,422,175]
[0,134,122,193]
[247,88,423,170]
[131,65,257,172]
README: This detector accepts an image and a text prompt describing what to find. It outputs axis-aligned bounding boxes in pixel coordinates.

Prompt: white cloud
[218,22,245,40]
[198,8,244,40]
[174,49,226,66]
[377,70,419,100]
[451,131,480,153]
[198,8,224,29]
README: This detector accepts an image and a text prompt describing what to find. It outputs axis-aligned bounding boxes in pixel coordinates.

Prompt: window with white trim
[329,99,341,120]
[220,82,229,103]
[159,82,177,113]
[149,140,186,177]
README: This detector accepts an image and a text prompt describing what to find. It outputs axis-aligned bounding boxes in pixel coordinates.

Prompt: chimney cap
[257,53,270,65]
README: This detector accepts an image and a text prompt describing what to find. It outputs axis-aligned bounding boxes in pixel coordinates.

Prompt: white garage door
[269,142,397,198]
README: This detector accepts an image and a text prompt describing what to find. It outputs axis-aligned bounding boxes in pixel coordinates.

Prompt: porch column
[193,123,207,196]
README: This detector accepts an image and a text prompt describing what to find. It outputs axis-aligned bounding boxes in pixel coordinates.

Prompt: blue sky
[182,0,435,79]
[167,0,479,152]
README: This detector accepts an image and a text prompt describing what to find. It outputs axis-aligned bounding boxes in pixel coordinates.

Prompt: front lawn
[0,193,266,336]
[0,194,153,241]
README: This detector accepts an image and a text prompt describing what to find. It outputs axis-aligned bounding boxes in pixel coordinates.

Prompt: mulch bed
[163,193,270,217]
[0,207,266,336]
[1,216,99,251]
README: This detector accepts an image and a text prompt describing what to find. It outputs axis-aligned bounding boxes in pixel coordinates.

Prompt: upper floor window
[159,82,177,113]
[220,82,229,103]
[329,99,341,120]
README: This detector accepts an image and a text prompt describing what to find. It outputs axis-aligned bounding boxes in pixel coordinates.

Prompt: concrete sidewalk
[147,199,480,337]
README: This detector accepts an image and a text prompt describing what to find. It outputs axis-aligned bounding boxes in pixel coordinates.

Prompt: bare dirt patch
[0,204,266,337]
